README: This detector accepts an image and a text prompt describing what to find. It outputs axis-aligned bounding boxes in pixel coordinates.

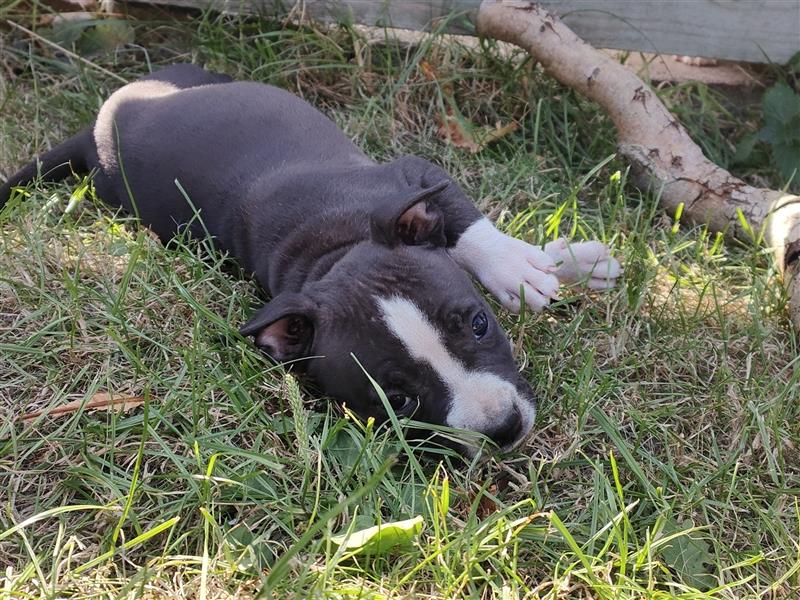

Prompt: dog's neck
[254,207,372,294]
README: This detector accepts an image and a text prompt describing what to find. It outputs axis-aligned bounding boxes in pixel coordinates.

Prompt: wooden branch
[477,0,800,330]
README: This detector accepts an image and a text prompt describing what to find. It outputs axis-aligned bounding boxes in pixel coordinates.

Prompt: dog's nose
[485,405,523,448]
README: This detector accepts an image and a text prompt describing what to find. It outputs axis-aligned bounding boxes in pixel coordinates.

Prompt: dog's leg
[449,218,621,313]
[385,159,560,313]
[449,218,561,313]
[0,128,93,208]
[543,238,622,290]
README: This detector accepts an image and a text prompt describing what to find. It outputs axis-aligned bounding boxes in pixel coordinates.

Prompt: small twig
[21,393,145,421]
[5,19,128,84]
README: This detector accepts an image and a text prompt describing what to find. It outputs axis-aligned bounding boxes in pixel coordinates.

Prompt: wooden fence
[141,0,800,64]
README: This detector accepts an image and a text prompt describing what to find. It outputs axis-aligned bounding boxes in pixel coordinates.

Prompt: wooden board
[140,0,800,64]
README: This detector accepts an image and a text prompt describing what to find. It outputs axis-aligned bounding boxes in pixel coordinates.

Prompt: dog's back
[1,64,370,216]
[0,64,225,209]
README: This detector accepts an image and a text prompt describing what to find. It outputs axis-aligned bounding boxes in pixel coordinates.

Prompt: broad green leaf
[788,50,800,74]
[767,115,800,148]
[732,132,758,165]
[78,20,135,56]
[773,141,800,182]
[226,524,275,571]
[659,518,715,590]
[763,83,800,126]
[757,123,781,145]
[329,516,424,556]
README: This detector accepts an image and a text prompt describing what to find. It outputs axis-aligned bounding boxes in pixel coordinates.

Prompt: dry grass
[1,3,799,598]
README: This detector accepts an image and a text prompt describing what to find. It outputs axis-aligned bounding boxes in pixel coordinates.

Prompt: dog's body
[1,65,620,452]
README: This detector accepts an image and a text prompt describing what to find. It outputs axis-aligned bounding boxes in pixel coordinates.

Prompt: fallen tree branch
[477,0,800,329]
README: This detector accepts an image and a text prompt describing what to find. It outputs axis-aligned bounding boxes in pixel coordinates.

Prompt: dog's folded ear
[239,292,317,362]
[370,180,449,247]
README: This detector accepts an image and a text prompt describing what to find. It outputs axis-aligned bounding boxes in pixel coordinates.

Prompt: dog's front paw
[544,238,622,289]
[451,219,560,313]
[481,239,561,312]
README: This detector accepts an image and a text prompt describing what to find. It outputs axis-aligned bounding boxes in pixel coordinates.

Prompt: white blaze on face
[94,80,180,172]
[376,295,535,447]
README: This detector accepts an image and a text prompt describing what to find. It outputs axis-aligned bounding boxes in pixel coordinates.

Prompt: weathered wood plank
[140,0,800,64]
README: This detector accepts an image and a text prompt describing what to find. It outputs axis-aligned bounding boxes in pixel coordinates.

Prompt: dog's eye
[471,311,489,339]
[388,394,417,415]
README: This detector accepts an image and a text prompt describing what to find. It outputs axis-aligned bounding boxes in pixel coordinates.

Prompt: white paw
[450,219,560,313]
[544,238,622,289]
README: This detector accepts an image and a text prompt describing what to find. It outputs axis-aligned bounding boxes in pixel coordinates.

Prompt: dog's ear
[370,180,449,247]
[239,293,317,362]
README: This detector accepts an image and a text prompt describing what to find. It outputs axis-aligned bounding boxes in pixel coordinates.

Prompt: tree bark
[477,0,800,330]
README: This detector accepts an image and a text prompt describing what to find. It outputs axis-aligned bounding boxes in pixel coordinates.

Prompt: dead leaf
[39,11,131,27]
[419,58,437,82]
[40,12,96,26]
[421,60,518,153]
[475,121,520,147]
[476,494,499,519]
[438,110,481,153]
[438,114,519,154]
[470,484,499,519]
[419,58,453,95]
[22,392,145,421]
[421,58,475,150]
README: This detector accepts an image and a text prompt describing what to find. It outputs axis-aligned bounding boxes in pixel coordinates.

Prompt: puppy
[1,65,620,452]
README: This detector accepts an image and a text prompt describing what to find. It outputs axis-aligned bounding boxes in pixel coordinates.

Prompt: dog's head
[240,182,536,453]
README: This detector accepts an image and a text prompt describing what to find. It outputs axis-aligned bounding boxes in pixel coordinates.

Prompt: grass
[1,3,799,598]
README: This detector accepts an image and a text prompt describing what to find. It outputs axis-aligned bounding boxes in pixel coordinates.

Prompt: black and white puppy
[1,65,620,453]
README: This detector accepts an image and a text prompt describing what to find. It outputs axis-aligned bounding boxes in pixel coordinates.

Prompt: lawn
[0,3,798,598]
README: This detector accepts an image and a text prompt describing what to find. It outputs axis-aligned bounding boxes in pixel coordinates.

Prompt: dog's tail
[0,127,93,210]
